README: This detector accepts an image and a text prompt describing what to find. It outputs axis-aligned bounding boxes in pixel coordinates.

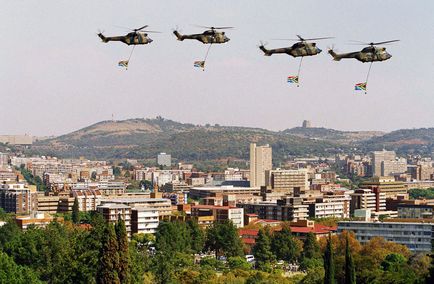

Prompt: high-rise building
[157,153,171,167]
[266,169,308,194]
[371,150,396,177]
[249,143,272,187]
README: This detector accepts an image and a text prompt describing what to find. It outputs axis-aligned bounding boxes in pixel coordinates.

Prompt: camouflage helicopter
[173,26,232,70]
[173,26,231,44]
[98,25,160,69]
[259,35,332,86]
[328,40,399,93]
[98,25,158,45]
[328,40,399,62]
[259,35,332,57]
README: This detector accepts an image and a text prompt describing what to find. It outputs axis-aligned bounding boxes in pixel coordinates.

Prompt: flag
[118,60,129,69]
[355,82,367,91]
[287,76,299,84]
[194,61,205,68]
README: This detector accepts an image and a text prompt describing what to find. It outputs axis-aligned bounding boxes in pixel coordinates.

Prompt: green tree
[115,218,130,284]
[252,227,275,269]
[344,235,356,284]
[0,251,42,284]
[186,219,205,253]
[323,234,335,284]
[271,226,301,263]
[303,232,321,260]
[205,220,243,258]
[98,223,120,284]
[72,197,80,224]
[155,221,191,254]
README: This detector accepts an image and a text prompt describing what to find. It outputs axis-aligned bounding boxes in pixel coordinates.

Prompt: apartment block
[338,220,434,252]
[250,143,272,187]
[131,207,159,234]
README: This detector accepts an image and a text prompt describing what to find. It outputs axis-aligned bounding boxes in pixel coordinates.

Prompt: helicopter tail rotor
[173,30,185,41]
[328,47,342,61]
[97,32,109,43]
[258,41,271,56]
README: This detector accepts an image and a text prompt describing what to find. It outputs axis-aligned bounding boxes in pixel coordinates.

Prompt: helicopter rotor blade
[142,30,162,33]
[296,35,305,41]
[349,39,400,46]
[133,25,149,32]
[194,25,234,30]
[371,39,400,45]
[302,36,334,41]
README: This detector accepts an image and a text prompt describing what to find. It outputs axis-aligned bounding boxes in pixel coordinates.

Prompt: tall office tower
[372,150,396,177]
[157,153,171,167]
[250,143,272,187]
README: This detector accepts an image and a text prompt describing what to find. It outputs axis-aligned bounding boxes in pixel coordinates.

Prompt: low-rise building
[97,203,132,236]
[131,207,159,234]
[337,220,434,252]
[191,205,244,228]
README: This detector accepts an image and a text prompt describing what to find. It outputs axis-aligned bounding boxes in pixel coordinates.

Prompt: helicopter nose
[387,53,392,59]
[148,38,153,43]
[225,37,230,42]
[317,47,322,53]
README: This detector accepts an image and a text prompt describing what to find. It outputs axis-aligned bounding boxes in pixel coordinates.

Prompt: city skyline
[1,1,434,136]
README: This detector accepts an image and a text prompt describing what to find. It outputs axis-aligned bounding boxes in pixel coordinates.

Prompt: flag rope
[296,57,304,87]
[364,61,373,94]
[202,44,213,71]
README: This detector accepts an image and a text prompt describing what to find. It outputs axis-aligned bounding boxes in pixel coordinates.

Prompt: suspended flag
[118,60,129,69]
[194,61,205,69]
[287,76,299,84]
[355,82,367,92]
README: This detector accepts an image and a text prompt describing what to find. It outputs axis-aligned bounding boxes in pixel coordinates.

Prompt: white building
[131,207,159,234]
[157,153,171,167]
[250,143,272,187]
[338,221,434,253]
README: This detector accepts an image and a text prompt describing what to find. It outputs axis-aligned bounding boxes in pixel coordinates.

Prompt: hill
[30,118,345,163]
[282,127,384,144]
[359,128,434,155]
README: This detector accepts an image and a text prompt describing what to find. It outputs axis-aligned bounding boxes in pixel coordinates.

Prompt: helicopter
[259,35,332,57]
[328,40,399,62]
[328,40,399,93]
[97,25,158,45]
[259,35,332,86]
[173,26,231,44]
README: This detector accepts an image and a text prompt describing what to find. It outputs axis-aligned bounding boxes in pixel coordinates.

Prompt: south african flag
[194,61,205,68]
[287,76,299,84]
[355,82,367,91]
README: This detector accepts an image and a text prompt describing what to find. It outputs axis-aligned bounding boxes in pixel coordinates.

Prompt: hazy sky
[1,0,433,136]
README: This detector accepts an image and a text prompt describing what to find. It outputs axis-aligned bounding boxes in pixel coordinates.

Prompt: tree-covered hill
[30,118,346,162]
[358,128,434,155]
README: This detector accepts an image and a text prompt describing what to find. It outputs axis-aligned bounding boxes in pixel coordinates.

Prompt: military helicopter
[97,25,158,45]
[173,26,232,44]
[328,40,399,93]
[328,40,399,62]
[173,26,232,70]
[259,35,332,57]
[98,25,159,69]
[259,35,332,86]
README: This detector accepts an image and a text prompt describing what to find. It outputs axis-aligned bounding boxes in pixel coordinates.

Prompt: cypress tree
[303,232,320,260]
[72,197,80,224]
[324,234,335,284]
[252,227,275,269]
[98,223,120,284]
[115,217,130,284]
[345,235,356,284]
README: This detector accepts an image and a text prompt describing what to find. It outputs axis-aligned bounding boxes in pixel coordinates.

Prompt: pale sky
[1,0,433,136]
